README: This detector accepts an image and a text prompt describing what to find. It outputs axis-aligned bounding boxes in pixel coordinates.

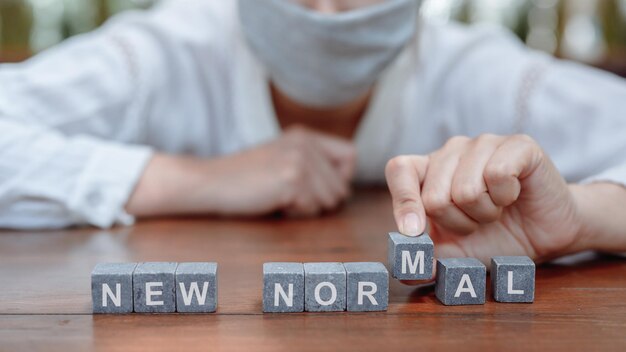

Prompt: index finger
[385,155,429,236]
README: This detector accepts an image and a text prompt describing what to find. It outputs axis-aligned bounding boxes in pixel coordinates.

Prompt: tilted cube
[344,262,389,312]
[133,262,178,313]
[263,262,304,313]
[388,232,434,280]
[91,263,137,314]
[435,258,486,306]
[176,262,218,313]
[491,256,535,303]
[304,262,347,312]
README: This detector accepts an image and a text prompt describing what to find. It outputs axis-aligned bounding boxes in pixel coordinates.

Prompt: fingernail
[402,213,420,237]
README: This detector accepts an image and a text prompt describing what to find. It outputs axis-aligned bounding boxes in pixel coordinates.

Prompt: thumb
[385,155,429,236]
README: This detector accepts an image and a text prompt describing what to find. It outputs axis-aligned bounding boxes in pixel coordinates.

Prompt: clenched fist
[385,134,583,265]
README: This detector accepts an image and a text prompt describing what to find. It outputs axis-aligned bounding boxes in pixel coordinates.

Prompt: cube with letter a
[91,263,137,314]
[263,262,304,313]
[388,232,434,280]
[435,258,486,306]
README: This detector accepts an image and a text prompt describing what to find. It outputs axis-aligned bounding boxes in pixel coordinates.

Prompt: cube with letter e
[133,262,177,313]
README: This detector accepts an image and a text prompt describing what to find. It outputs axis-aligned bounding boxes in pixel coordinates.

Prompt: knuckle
[385,155,411,176]
[484,162,511,183]
[445,135,471,149]
[281,163,305,187]
[451,182,483,205]
[511,133,536,145]
[422,191,450,217]
[475,133,499,145]
[394,190,420,208]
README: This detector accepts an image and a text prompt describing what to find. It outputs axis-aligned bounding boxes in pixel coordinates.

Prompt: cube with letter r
[344,262,389,312]
[388,232,434,280]
[263,262,304,313]
[91,263,137,314]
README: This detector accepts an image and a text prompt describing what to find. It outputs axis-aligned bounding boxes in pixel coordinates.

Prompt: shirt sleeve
[0,0,236,229]
[0,9,160,229]
[0,120,152,229]
[425,21,626,188]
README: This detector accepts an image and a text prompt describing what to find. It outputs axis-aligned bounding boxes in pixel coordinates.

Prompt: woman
[1,0,625,264]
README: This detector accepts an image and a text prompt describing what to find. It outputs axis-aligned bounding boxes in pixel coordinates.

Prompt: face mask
[238,0,420,108]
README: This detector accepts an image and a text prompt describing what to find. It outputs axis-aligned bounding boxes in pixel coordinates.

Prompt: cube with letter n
[263,262,304,313]
[91,263,137,314]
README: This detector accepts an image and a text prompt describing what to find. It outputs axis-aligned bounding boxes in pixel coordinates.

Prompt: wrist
[567,182,626,254]
[566,184,596,254]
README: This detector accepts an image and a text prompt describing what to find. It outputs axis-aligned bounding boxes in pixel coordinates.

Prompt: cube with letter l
[491,256,535,303]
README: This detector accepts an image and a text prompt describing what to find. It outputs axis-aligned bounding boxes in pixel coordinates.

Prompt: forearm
[125,153,221,217]
[569,183,626,254]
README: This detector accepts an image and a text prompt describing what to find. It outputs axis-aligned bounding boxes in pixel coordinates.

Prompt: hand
[385,134,583,265]
[127,125,355,218]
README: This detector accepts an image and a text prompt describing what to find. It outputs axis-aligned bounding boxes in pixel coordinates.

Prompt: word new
[91,262,217,313]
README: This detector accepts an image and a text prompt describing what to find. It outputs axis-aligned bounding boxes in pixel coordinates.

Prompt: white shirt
[1,0,626,229]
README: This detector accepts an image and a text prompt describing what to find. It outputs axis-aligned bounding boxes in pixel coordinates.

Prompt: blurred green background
[1,0,625,75]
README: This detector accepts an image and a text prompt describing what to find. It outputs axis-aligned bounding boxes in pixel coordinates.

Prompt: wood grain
[0,188,625,351]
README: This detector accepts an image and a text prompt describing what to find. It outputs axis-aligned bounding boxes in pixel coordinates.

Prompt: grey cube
[344,262,389,312]
[435,258,486,306]
[304,262,346,312]
[388,232,434,280]
[491,256,535,303]
[91,263,137,314]
[133,262,177,313]
[175,262,218,313]
[263,262,304,313]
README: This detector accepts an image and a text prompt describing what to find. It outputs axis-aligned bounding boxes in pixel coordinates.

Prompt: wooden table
[1,188,625,351]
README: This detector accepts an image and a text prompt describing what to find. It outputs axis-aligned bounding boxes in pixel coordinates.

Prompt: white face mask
[238,0,421,108]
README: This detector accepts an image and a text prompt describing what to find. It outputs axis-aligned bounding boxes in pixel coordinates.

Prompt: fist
[385,134,583,265]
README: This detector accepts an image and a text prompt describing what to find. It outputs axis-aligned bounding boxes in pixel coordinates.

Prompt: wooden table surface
[0,188,625,351]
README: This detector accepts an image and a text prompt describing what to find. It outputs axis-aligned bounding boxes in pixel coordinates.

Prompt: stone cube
[91,263,137,314]
[344,262,389,312]
[388,232,434,280]
[263,262,304,313]
[491,256,535,303]
[435,258,486,306]
[304,262,346,312]
[133,262,177,313]
[175,262,218,313]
